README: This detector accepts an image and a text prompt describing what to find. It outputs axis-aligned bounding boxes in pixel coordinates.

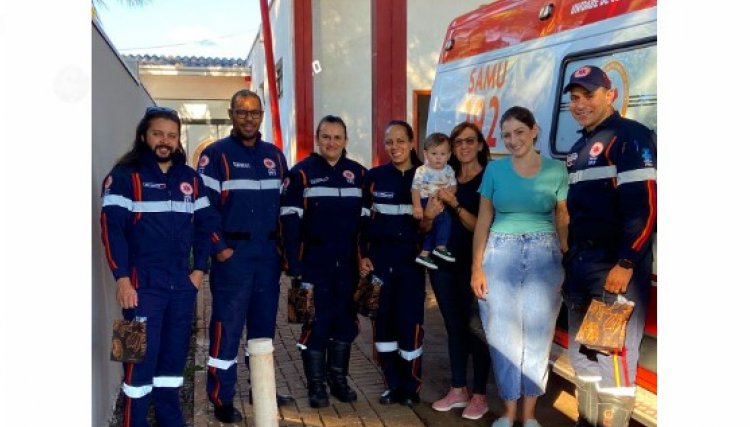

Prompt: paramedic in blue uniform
[562,65,656,427]
[359,120,425,407]
[100,106,219,427]
[197,89,292,423]
[280,115,367,408]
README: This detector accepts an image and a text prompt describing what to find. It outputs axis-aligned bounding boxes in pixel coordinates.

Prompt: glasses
[232,109,264,119]
[454,136,478,146]
[145,106,178,117]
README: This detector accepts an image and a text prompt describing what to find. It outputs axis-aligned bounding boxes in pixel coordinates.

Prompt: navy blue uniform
[563,111,657,390]
[280,153,367,351]
[101,151,219,427]
[197,133,288,407]
[361,163,426,396]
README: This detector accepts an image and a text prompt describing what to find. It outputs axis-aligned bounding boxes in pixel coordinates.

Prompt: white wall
[92,22,154,427]
[406,1,487,132]
[247,0,296,164]
[312,0,373,167]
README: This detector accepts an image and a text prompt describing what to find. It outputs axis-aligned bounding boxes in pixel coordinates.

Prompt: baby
[411,132,457,269]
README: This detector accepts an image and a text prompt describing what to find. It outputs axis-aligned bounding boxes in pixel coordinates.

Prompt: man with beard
[100,106,220,427]
[197,90,292,423]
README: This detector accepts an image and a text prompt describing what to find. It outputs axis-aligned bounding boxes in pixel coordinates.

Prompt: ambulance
[426,0,657,424]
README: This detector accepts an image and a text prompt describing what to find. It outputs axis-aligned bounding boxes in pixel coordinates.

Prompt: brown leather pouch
[110,319,147,363]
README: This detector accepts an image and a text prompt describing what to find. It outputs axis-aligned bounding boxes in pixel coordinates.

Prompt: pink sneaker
[431,387,469,411]
[461,394,489,420]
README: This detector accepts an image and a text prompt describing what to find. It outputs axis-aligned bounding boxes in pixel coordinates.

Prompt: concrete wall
[92,21,154,427]
[312,0,373,167]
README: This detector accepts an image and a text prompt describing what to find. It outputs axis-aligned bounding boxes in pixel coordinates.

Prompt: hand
[189,270,204,289]
[470,268,488,300]
[604,265,634,294]
[359,257,374,278]
[412,205,424,220]
[216,248,234,262]
[116,277,138,309]
[436,188,457,208]
[559,240,569,255]
[422,196,444,221]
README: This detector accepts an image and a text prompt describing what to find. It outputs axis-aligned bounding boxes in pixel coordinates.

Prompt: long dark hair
[384,119,422,167]
[316,114,348,157]
[447,121,490,173]
[117,107,185,167]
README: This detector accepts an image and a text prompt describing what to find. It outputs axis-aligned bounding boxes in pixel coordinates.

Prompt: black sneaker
[415,255,438,270]
[432,248,456,262]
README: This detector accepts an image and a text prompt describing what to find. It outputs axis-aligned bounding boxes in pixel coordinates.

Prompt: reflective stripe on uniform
[207,356,237,370]
[568,165,617,184]
[280,206,304,217]
[132,201,196,213]
[153,376,184,388]
[122,383,152,398]
[200,174,221,193]
[375,341,398,352]
[399,346,424,361]
[372,203,413,215]
[303,187,362,198]
[194,196,210,210]
[102,194,133,211]
[222,179,281,191]
[361,208,370,217]
[617,168,656,185]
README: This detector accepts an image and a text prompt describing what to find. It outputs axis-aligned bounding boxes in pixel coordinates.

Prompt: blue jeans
[562,242,652,390]
[421,197,451,252]
[478,232,563,400]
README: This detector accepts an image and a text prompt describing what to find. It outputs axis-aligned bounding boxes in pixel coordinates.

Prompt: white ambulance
[426,1,657,425]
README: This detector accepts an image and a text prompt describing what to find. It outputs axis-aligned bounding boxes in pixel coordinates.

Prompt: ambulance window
[553,43,656,155]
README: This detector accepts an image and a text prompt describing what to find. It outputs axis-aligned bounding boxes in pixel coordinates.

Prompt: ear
[227,108,233,119]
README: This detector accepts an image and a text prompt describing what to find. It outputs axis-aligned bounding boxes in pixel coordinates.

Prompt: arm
[554,200,569,254]
[196,148,229,256]
[100,169,138,308]
[436,187,477,231]
[191,174,223,288]
[470,197,494,299]
[411,188,424,220]
[606,128,657,293]
[280,168,305,278]
[358,171,374,277]
[418,195,444,233]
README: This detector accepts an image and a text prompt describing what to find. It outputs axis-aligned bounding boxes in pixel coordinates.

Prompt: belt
[224,231,280,241]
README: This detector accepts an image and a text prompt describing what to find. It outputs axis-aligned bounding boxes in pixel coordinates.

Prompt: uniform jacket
[360,163,420,257]
[100,151,220,290]
[566,111,657,263]
[197,132,288,255]
[280,153,367,277]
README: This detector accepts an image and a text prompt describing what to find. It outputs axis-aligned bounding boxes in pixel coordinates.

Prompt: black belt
[224,231,280,241]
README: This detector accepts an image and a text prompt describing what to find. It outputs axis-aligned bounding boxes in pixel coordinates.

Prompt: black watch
[617,259,634,269]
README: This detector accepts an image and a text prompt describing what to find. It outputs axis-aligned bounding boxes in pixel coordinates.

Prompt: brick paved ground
[192,275,582,427]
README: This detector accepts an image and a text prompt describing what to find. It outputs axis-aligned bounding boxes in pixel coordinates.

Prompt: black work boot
[326,339,358,402]
[574,376,599,426]
[301,348,330,408]
[596,393,635,427]
[213,403,242,423]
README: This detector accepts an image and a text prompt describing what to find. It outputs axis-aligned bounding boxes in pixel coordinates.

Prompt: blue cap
[563,65,612,93]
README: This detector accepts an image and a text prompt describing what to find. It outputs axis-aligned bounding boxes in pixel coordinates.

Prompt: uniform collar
[578,110,621,137]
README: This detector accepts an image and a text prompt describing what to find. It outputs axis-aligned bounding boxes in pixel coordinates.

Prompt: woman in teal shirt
[471,106,569,427]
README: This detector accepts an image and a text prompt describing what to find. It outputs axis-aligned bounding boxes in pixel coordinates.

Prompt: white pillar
[248,338,279,426]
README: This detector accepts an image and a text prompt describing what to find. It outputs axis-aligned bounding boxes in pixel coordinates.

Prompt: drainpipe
[260,0,283,150]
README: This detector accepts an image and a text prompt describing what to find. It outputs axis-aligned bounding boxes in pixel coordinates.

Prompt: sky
[94,0,262,59]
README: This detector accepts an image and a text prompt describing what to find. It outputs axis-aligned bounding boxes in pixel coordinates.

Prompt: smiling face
[144,117,180,164]
[424,141,451,169]
[229,95,263,143]
[316,121,348,164]
[384,124,414,168]
[568,85,615,132]
[452,127,483,165]
[501,117,538,159]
